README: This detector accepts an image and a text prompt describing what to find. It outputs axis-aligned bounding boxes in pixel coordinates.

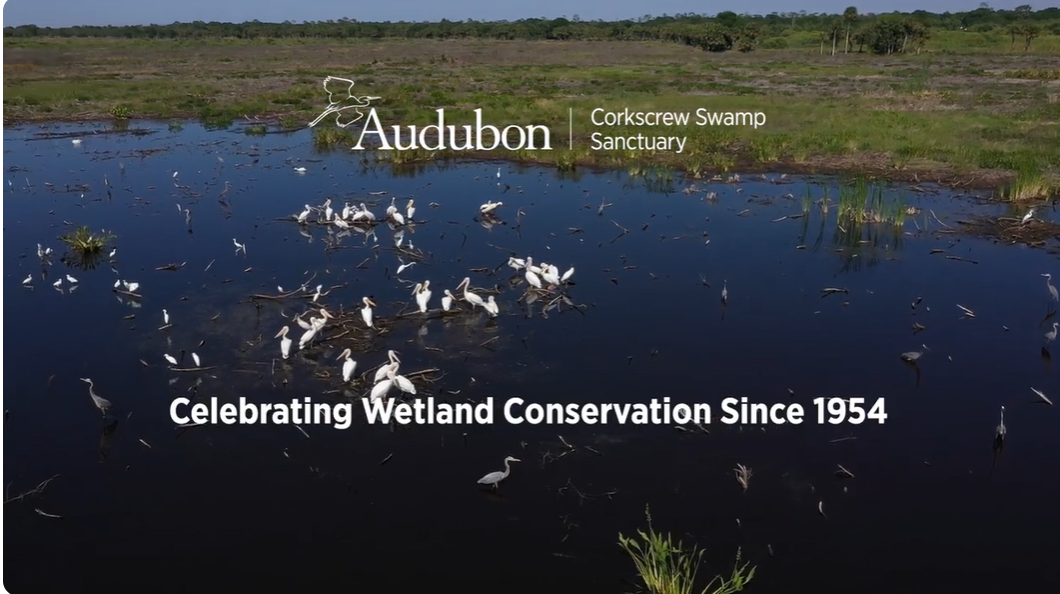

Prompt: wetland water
[3,122,1059,592]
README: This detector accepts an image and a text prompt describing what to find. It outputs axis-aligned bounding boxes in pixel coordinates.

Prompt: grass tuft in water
[59,225,115,254]
[999,169,1057,202]
[618,505,756,594]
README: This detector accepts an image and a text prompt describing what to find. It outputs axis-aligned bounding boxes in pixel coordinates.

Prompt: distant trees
[2,7,1058,56]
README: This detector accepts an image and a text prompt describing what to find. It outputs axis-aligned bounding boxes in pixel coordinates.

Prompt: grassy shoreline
[5,38,1059,196]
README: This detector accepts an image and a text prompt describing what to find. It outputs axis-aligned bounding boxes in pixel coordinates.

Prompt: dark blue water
[4,121,1059,593]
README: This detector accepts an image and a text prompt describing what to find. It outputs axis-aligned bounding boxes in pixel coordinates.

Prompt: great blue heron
[901,345,929,362]
[1043,274,1058,303]
[80,378,113,417]
[477,456,521,490]
[1045,322,1059,348]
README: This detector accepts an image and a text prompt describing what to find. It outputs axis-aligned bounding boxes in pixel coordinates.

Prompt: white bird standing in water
[164,353,178,365]
[477,456,521,490]
[1046,322,1059,347]
[22,274,32,285]
[1021,208,1036,225]
[191,352,201,367]
[361,297,377,328]
[414,281,432,313]
[721,280,728,305]
[66,274,78,284]
[561,266,575,283]
[406,199,415,221]
[337,348,357,382]
[233,238,246,254]
[1043,273,1058,303]
[163,309,170,325]
[524,257,543,289]
[370,369,395,401]
[373,350,401,384]
[484,295,499,317]
[275,326,292,359]
[298,314,328,350]
[480,200,503,215]
[396,258,415,275]
[995,405,1007,442]
[457,277,485,308]
[507,257,526,270]
[323,198,333,221]
[442,289,456,312]
[297,204,312,223]
[541,264,560,286]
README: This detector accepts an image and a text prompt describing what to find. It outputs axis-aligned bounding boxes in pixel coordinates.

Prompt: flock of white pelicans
[271,196,576,399]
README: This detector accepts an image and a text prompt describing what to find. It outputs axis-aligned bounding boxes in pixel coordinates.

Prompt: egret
[524,257,543,289]
[66,274,79,284]
[1043,274,1058,303]
[337,348,357,382]
[560,266,575,283]
[414,281,432,313]
[480,200,503,214]
[53,279,62,288]
[901,345,929,363]
[477,456,521,490]
[72,138,83,146]
[1021,208,1036,225]
[164,354,178,365]
[233,238,246,254]
[396,259,415,275]
[191,352,201,367]
[79,378,112,417]
[312,284,323,303]
[457,277,485,308]
[361,297,377,328]
[406,199,416,221]
[163,309,170,325]
[484,295,499,317]
[275,326,292,359]
[109,247,117,259]
[22,275,32,285]
[995,405,1006,442]
[297,205,312,223]
[294,166,307,173]
[442,289,456,312]
[1045,322,1059,347]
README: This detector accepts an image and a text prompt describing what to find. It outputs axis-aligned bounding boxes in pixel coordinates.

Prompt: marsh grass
[618,505,756,594]
[58,226,115,270]
[999,169,1057,201]
[837,177,906,224]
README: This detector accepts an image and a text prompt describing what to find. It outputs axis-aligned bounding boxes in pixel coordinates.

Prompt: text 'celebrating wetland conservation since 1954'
[170,396,887,429]
[580,107,768,154]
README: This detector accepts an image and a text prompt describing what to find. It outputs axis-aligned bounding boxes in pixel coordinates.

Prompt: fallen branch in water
[5,474,59,504]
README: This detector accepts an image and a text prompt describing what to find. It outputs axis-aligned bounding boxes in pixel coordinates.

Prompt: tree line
[4,5,1058,55]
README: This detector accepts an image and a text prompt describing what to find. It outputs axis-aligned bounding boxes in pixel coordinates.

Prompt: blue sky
[1,0,1036,28]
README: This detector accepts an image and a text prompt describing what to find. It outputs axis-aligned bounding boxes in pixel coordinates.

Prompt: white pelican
[334,217,350,230]
[72,138,82,146]
[294,166,307,173]
[275,326,292,359]
[162,309,170,325]
[541,265,560,286]
[507,257,526,270]
[297,204,312,223]
[386,197,398,218]
[337,348,357,382]
[361,297,377,328]
[352,203,377,222]
[191,352,201,367]
[442,289,456,311]
[484,295,499,317]
[370,371,394,401]
[294,313,314,331]
[124,281,140,293]
[164,353,178,365]
[457,277,485,308]
[341,202,353,220]
[480,200,503,214]
[298,311,331,350]
[406,199,415,221]
[524,257,543,289]
[561,266,575,283]
[392,369,416,395]
[414,281,432,313]
[323,198,333,221]
[312,284,323,303]
[374,350,401,383]
[66,274,79,284]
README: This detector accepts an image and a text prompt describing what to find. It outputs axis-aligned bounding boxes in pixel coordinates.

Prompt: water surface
[4,122,1059,592]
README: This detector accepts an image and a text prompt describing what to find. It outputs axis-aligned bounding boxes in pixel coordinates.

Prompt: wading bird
[721,280,728,305]
[233,238,246,254]
[361,297,377,328]
[22,274,32,286]
[457,277,485,308]
[163,309,170,325]
[901,345,929,363]
[1021,207,1036,225]
[480,200,503,215]
[275,326,292,359]
[414,281,432,314]
[442,289,456,312]
[337,348,357,382]
[297,205,312,223]
[406,199,415,222]
[299,313,330,350]
[1045,322,1059,348]
[80,378,112,417]
[477,456,521,490]
[484,295,499,317]
[324,198,333,222]
[66,274,78,284]
[995,405,1006,443]
[1043,274,1058,304]
[164,353,178,365]
[374,350,401,384]
[191,352,200,367]
[370,367,399,401]
[524,257,543,289]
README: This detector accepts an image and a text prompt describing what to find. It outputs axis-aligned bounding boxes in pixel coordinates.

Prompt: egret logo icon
[308,76,381,129]
[308,76,552,152]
